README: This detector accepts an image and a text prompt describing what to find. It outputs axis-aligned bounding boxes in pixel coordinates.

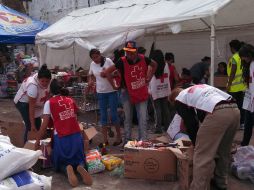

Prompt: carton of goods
[124,140,177,181]
[168,138,194,190]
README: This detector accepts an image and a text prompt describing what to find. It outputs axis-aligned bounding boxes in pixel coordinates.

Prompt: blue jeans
[120,89,148,143]
[15,101,41,143]
[97,91,119,126]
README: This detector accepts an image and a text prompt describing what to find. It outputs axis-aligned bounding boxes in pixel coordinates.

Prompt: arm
[173,65,180,83]
[175,102,199,145]
[105,65,118,89]
[35,114,50,149]
[227,59,237,91]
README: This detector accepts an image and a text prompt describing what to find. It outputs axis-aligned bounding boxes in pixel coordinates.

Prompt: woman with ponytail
[14,64,51,143]
[149,49,171,133]
[36,79,93,187]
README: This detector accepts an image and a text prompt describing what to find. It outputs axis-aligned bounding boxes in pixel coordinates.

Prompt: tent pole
[210,15,216,86]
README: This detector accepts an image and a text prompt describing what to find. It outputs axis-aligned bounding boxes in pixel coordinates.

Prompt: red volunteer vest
[122,55,149,104]
[49,96,80,137]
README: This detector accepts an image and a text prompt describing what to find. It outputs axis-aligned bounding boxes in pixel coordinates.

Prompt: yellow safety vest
[227,53,246,92]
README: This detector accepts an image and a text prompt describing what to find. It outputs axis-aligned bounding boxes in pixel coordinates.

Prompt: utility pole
[88,0,90,7]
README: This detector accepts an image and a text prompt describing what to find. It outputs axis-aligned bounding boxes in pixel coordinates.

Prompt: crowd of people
[12,39,254,189]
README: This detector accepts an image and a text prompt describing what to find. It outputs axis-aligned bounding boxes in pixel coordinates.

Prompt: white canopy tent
[36,0,254,85]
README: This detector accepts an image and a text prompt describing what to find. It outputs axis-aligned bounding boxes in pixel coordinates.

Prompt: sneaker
[77,165,93,186]
[66,165,78,187]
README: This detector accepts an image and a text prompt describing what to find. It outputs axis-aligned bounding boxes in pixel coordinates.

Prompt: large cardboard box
[124,144,177,181]
[24,139,52,170]
[169,138,194,190]
[214,76,228,89]
[79,123,98,152]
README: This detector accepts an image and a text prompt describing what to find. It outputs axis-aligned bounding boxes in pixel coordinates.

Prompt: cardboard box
[84,127,98,140]
[169,138,194,190]
[124,144,177,181]
[79,123,98,152]
[24,139,51,169]
[214,76,228,89]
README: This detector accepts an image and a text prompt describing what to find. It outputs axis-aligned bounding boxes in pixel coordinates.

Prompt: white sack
[0,170,52,190]
[0,135,42,181]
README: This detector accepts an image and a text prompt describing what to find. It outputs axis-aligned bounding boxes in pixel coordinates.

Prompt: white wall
[28,0,117,24]
[138,26,254,73]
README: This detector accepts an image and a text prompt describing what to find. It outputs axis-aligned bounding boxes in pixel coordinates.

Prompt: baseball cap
[123,41,137,52]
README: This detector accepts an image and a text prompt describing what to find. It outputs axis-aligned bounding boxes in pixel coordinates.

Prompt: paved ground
[0,99,254,190]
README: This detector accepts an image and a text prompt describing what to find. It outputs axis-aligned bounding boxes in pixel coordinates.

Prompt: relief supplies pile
[0,135,52,190]
[231,145,254,183]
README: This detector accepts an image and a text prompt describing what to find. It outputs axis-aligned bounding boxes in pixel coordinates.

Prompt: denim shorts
[97,91,119,126]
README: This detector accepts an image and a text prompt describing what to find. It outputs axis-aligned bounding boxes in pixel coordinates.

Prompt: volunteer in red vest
[14,64,51,143]
[105,41,157,144]
[149,49,171,133]
[169,84,239,190]
[35,79,93,187]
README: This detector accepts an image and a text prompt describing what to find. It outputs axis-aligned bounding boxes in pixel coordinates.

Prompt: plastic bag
[0,170,52,190]
[109,162,124,177]
[101,155,122,171]
[86,149,105,174]
[0,135,42,181]
[231,145,254,183]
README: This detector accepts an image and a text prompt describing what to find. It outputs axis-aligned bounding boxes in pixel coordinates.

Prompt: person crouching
[36,79,92,187]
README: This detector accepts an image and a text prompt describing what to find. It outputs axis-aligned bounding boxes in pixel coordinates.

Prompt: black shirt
[115,55,152,88]
[175,101,207,145]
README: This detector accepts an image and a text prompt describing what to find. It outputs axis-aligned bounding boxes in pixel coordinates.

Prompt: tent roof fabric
[0,4,48,44]
[36,0,254,52]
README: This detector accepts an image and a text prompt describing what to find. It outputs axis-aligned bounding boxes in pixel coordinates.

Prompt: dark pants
[228,91,245,125]
[241,110,254,146]
[154,97,170,131]
[15,101,41,143]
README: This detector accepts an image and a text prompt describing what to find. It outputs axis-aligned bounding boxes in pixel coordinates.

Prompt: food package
[86,149,105,174]
[101,155,123,171]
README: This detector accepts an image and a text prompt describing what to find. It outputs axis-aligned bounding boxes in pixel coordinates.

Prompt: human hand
[100,68,107,78]
[35,140,41,150]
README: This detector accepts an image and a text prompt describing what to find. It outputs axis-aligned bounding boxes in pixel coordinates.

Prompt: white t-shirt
[243,61,254,112]
[89,58,116,93]
[19,84,38,102]
[43,100,51,115]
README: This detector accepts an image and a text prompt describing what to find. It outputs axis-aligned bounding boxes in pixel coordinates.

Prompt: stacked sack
[0,135,52,190]
[231,145,254,183]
